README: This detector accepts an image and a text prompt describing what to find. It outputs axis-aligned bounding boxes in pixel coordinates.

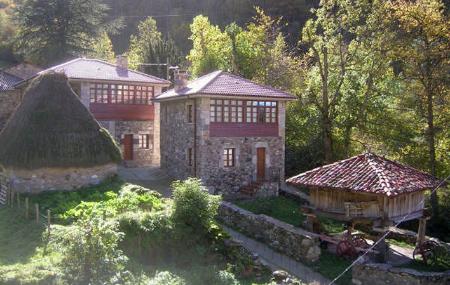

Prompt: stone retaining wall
[7,164,118,193]
[0,170,9,204]
[352,263,450,285]
[218,202,321,263]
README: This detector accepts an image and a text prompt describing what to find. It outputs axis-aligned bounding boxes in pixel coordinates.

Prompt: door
[256,147,266,181]
[123,134,133,161]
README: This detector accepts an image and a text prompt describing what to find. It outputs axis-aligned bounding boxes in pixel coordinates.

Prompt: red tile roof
[286,152,443,196]
[19,58,170,86]
[156,70,296,100]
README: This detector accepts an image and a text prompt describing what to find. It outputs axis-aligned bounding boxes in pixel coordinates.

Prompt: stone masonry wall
[7,164,117,193]
[218,202,321,263]
[160,99,195,179]
[352,263,450,285]
[0,90,21,131]
[200,137,283,198]
[0,169,9,205]
[99,120,155,167]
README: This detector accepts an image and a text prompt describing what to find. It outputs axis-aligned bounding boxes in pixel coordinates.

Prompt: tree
[128,17,182,79]
[0,0,17,62]
[187,15,232,77]
[384,0,449,215]
[13,0,122,66]
[53,216,131,285]
[298,0,400,163]
[88,32,115,62]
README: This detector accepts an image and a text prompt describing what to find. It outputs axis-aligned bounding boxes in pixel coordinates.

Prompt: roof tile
[157,70,295,100]
[286,152,443,196]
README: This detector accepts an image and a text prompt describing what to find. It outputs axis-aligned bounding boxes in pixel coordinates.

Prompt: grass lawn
[236,196,305,227]
[386,238,415,249]
[0,207,61,284]
[313,251,352,285]
[1,180,278,285]
[235,196,346,235]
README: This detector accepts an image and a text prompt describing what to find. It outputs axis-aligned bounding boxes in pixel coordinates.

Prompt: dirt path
[118,166,174,197]
[223,225,331,285]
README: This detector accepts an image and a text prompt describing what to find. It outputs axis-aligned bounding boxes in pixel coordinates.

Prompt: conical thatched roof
[0,72,122,169]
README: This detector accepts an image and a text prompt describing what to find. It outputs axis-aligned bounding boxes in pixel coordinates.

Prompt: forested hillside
[104,0,319,53]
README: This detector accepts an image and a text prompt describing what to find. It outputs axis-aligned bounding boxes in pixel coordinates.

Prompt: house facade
[156,71,295,198]
[15,57,171,167]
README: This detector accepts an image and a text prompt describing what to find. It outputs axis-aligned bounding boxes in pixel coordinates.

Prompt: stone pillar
[416,217,428,246]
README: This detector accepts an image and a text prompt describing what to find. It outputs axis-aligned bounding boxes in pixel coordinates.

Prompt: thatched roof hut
[287,152,442,223]
[0,72,121,169]
[0,72,121,193]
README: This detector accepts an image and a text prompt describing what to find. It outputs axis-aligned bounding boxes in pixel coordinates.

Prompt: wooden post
[35,204,39,223]
[17,192,20,208]
[47,209,51,233]
[10,191,14,208]
[416,217,428,246]
[25,197,29,219]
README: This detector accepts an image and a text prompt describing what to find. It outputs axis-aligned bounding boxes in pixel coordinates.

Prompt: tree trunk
[321,47,333,163]
[426,89,438,216]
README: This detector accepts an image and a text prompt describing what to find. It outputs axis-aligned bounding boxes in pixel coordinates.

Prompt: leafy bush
[62,189,162,222]
[215,270,239,285]
[51,216,132,285]
[148,271,185,285]
[171,178,221,234]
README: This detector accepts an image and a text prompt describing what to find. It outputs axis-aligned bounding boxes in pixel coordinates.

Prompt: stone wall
[99,120,155,167]
[218,202,321,263]
[352,263,450,285]
[160,99,195,179]
[0,90,21,131]
[7,164,117,193]
[0,169,9,205]
[200,136,283,198]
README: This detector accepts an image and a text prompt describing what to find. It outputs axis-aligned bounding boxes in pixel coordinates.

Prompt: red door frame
[123,134,134,161]
[256,147,266,182]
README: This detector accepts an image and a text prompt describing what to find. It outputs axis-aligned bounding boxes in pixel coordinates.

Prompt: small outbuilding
[0,72,122,194]
[286,152,442,225]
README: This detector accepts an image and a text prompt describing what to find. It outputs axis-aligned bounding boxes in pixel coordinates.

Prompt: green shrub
[51,216,132,285]
[215,270,239,285]
[171,178,221,234]
[148,271,185,285]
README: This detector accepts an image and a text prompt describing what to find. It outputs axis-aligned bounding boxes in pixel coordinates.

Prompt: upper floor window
[210,99,276,124]
[187,104,193,123]
[89,83,154,105]
[223,148,235,167]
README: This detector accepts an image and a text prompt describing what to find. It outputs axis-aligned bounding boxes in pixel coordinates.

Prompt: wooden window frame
[138,134,151,149]
[89,83,155,105]
[223,148,235,167]
[187,104,193,123]
[210,99,277,124]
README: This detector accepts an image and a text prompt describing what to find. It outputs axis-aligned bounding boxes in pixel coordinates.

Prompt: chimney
[116,55,128,69]
[174,70,189,91]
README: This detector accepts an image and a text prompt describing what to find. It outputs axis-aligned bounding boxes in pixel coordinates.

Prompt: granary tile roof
[18,58,170,86]
[0,71,21,91]
[286,152,443,197]
[156,70,296,100]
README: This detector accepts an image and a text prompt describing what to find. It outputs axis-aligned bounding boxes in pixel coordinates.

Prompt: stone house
[0,63,42,131]
[14,57,171,167]
[156,71,296,198]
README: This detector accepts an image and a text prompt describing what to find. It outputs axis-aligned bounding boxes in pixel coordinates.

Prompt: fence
[4,189,54,235]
